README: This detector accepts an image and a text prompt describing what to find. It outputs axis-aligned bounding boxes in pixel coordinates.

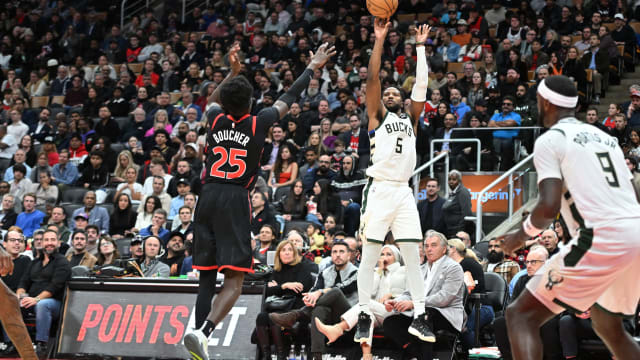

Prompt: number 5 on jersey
[210,146,247,179]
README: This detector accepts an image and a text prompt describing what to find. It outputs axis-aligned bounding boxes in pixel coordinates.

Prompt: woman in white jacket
[315,244,407,359]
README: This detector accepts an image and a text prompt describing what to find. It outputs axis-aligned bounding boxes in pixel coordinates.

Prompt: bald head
[540,229,558,253]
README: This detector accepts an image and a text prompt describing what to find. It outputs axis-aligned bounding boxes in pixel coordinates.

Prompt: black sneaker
[353,311,373,344]
[408,315,436,342]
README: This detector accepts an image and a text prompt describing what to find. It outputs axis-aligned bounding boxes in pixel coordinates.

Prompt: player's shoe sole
[183,330,209,360]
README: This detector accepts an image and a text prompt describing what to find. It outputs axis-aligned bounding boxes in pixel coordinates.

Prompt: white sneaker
[183,328,209,360]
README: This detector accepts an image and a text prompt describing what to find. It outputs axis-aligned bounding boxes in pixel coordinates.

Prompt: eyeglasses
[6,238,22,242]
[525,260,544,265]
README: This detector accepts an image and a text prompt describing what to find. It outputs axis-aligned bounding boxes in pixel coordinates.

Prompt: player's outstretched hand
[373,18,391,41]
[309,43,337,70]
[228,42,242,75]
[415,24,432,44]
[497,230,524,258]
[0,246,13,276]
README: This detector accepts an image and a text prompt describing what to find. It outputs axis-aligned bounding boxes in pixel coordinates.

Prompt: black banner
[56,279,263,359]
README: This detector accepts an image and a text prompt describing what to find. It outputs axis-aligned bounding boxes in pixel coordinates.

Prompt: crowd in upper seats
[0,0,639,358]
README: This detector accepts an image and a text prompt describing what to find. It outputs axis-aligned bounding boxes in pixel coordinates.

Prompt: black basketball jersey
[204,106,279,189]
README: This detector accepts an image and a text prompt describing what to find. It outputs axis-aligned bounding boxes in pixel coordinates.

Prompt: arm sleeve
[277,68,314,107]
[411,46,429,103]
[533,130,566,184]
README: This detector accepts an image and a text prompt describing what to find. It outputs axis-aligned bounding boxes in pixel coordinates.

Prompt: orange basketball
[366,0,398,19]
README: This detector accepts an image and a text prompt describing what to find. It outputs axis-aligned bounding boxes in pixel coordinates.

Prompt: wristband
[522,215,543,237]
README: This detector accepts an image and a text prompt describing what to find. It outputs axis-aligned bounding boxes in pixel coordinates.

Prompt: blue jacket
[16,210,46,237]
[140,225,170,246]
[437,42,461,62]
[71,206,110,233]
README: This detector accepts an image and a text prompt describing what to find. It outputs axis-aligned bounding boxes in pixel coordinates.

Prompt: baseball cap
[457,19,468,26]
[130,237,142,245]
[43,136,54,143]
[185,143,198,152]
[74,213,89,221]
[177,178,190,186]
[169,231,185,242]
[614,13,625,20]
[631,88,640,97]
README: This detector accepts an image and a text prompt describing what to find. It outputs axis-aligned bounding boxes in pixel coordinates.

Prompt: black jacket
[251,206,279,236]
[18,251,71,300]
[0,209,18,230]
[1,255,30,291]
[417,196,446,236]
[580,49,609,75]
[266,261,317,309]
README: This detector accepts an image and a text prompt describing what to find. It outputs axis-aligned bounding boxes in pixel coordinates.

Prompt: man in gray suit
[382,231,465,360]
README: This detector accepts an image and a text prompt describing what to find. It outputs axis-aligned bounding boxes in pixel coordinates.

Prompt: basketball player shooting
[0,246,37,359]
[355,19,434,345]
[183,43,335,360]
[498,75,640,360]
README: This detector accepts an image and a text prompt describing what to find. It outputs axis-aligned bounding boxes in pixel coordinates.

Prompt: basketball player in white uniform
[354,19,434,345]
[500,75,640,360]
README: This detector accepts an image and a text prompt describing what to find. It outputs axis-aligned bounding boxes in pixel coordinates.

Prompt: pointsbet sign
[57,286,262,359]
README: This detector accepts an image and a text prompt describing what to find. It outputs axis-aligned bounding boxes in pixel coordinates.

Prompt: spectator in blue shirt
[71,191,110,232]
[488,95,522,170]
[169,179,191,220]
[51,149,79,185]
[436,32,461,62]
[15,193,46,237]
[4,149,32,182]
[449,88,471,124]
[140,208,170,245]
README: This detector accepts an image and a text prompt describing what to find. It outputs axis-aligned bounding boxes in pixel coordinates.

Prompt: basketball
[366,0,398,19]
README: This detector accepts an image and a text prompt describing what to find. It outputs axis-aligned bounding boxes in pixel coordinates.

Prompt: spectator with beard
[417,178,446,236]
[610,113,631,145]
[488,95,521,170]
[514,84,538,153]
[160,231,186,276]
[303,154,338,194]
[16,229,71,357]
[65,230,97,268]
[442,170,472,238]
[526,65,549,102]
[500,68,524,98]
[449,88,471,125]
[483,237,521,284]
[331,155,366,236]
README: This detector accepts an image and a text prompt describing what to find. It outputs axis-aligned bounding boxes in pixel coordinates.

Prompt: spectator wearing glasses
[488,95,521,170]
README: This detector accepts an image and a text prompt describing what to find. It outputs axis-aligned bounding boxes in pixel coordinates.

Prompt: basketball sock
[398,243,425,317]
[199,320,216,337]
[357,242,383,313]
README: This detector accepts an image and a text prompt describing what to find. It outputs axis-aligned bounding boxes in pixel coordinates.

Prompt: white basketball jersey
[533,117,640,236]
[366,111,416,183]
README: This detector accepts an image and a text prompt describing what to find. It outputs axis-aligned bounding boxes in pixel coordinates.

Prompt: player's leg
[355,180,388,343]
[206,269,245,325]
[505,288,556,360]
[0,281,37,359]
[391,189,430,341]
[195,269,217,327]
[590,305,640,359]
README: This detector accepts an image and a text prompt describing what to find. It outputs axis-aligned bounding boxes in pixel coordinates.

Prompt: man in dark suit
[0,194,17,230]
[581,34,609,104]
[417,178,446,236]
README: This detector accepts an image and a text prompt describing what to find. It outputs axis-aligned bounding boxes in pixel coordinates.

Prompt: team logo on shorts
[545,269,564,290]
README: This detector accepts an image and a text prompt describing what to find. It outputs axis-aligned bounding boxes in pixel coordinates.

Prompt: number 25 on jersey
[210,146,247,179]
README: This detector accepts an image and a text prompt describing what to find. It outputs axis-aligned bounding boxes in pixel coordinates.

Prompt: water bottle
[288,344,296,360]
[299,344,306,360]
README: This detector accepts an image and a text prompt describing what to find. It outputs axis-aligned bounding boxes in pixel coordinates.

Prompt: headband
[537,79,578,108]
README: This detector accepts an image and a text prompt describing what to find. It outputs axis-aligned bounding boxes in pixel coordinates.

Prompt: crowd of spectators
[0,0,639,358]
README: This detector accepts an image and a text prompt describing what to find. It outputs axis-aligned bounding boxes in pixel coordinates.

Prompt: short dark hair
[13,163,26,175]
[219,76,253,118]
[544,75,578,102]
[86,224,99,233]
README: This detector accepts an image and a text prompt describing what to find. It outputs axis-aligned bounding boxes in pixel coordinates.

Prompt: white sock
[398,243,425,317]
[357,241,383,314]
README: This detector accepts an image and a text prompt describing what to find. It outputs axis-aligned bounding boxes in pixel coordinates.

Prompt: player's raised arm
[367,18,391,132]
[409,24,431,133]
[272,43,336,119]
[208,43,242,105]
